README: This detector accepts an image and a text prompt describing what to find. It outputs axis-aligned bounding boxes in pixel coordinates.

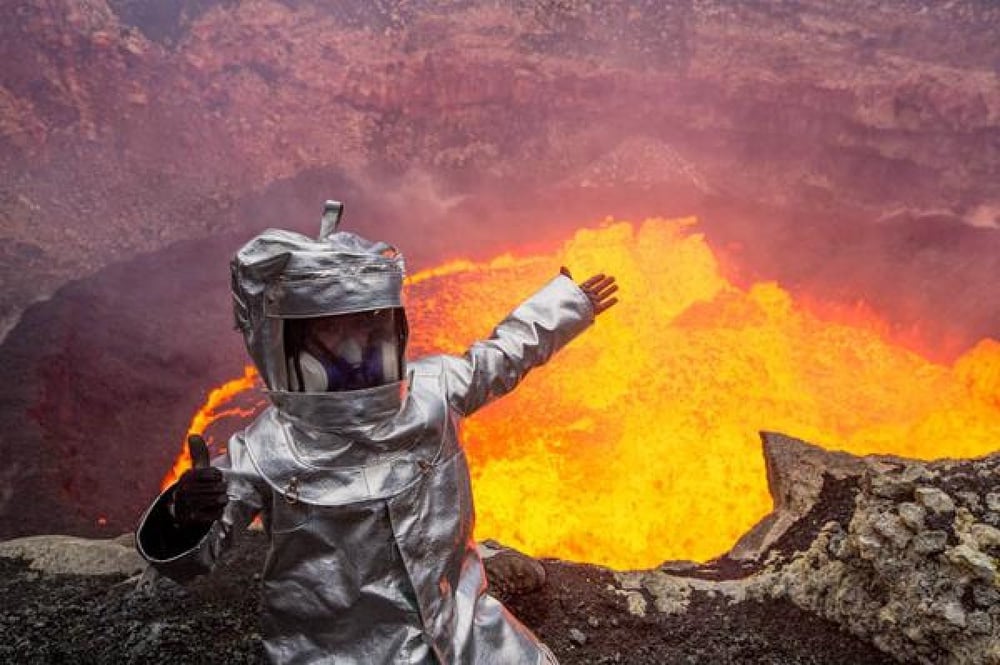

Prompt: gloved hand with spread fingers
[169,435,228,527]
[561,267,619,315]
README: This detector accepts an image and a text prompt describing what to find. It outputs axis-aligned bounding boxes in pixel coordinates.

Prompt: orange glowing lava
[161,365,262,488]
[164,217,1000,569]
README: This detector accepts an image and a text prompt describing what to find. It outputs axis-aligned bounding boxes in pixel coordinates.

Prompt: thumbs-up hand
[188,433,212,470]
[169,434,228,527]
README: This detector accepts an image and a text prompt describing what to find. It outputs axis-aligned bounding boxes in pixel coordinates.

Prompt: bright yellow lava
[169,217,1000,570]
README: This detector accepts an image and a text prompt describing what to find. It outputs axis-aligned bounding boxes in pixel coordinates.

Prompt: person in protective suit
[136,201,618,664]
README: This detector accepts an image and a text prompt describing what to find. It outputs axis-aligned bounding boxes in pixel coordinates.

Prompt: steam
[965,204,1000,230]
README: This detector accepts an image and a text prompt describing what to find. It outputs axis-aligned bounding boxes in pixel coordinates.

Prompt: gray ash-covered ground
[0,530,896,664]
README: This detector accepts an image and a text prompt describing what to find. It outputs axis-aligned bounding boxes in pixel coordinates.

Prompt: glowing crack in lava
[163,218,1000,569]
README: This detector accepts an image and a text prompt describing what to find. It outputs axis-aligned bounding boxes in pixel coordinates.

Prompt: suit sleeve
[442,274,594,417]
[135,431,265,583]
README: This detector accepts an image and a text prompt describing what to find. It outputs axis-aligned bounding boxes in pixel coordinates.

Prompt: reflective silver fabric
[231,228,406,391]
[138,274,593,664]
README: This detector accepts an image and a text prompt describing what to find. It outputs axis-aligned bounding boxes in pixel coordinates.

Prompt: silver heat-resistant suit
[137,207,595,664]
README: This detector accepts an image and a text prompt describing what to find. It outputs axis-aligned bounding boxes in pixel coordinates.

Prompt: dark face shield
[284,308,408,392]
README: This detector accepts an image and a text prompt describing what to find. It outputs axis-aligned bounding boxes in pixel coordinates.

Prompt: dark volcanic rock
[0,530,895,665]
[501,557,897,665]
[0,540,264,664]
[0,231,252,541]
[628,435,1000,664]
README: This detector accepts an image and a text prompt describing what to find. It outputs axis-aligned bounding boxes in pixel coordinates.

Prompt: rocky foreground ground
[1,433,998,664]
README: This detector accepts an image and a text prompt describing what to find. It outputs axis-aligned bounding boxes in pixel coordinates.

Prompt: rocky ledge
[1,432,997,664]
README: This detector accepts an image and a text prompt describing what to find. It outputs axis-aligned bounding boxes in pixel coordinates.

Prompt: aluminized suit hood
[230,201,406,401]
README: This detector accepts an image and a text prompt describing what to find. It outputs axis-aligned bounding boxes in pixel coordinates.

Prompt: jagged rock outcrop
[624,433,1000,664]
[727,431,868,562]
[758,453,1000,664]
[0,533,143,576]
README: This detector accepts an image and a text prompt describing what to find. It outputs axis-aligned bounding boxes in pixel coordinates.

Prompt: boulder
[626,432,1000,665]
[727,432,868,562]
[0,533,143,576]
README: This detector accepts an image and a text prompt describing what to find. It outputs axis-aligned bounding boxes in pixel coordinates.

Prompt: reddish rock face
[0,1,998,539]
[2,1,998,337]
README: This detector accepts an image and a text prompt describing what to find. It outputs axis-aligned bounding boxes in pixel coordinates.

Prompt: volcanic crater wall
[2,0,999,343]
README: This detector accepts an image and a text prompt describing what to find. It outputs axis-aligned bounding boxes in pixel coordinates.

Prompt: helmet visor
[284,308,407,392]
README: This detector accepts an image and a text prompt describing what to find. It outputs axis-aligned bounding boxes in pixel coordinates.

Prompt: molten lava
[161,365,263,488]
[164,218,1000,569]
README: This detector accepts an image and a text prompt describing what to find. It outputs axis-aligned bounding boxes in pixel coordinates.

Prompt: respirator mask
[284,307,408,393]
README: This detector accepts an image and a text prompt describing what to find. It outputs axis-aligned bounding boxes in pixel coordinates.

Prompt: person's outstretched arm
[441,269,618,417]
